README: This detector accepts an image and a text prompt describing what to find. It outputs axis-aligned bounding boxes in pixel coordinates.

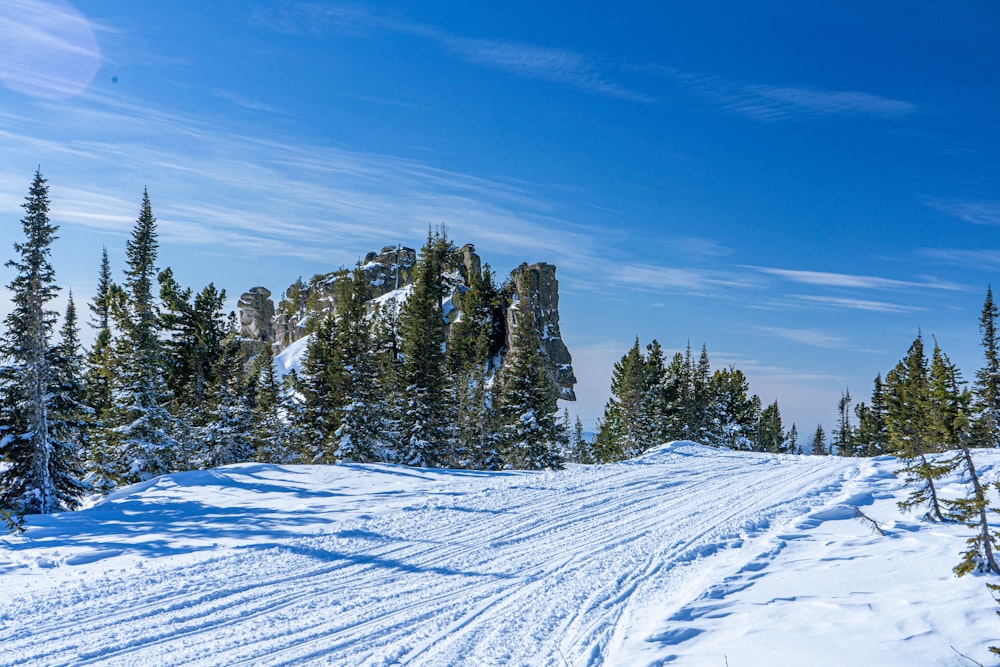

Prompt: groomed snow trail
[0,444,859,666]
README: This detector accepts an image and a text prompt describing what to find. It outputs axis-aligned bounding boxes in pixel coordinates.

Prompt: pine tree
[198,316,254,468]
[105,190,181,484]
[84,248,115,442]
[926,344,1000,575]
[158,269,228,419]
[0,170,85,523]
[756,400,785,453]
[249,344,286,463]
[974,286,1000,448]
[888,334,952,521]
[854,374,889,456]
[639,339,668,447]
[787,423,800,454]
[398,229,453,467]
[296,316,343,463]
[494,286,565,470]
[596,337,647,460]
[810,424,827,455]
[333,266,382,463]
[706,366,760,449]
[832,389,856,456]
[448,266,500,468]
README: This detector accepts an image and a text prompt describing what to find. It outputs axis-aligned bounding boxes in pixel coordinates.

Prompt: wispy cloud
[758,326,846,348]
[718,83,914,121]
[651,67,914,121]
[748,266,959,291]
[0,90,608,276]
[790,294,925,315]
[604,263,752,297]
[254,3,650,102]
[920,247,1000,271]
[924,198,1000,226]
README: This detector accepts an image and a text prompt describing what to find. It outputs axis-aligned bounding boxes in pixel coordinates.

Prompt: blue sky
[2,1,1000,435]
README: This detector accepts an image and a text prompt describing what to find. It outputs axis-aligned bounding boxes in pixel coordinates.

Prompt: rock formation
[237,242,576,400]
[507,263,577,400]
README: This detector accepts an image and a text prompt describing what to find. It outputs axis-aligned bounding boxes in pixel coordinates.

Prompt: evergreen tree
[639,339,668,447]
[398,229,453,467]
[927,344,1000,575]
[0,170,85,522]
[84,248,115,433]
[249,344,286,463]
[833,389,856,456]
[198,316,254,468]
[369,300,404,463]
[105,190,181,484]
[854,374,889,457]
[333,266,382,463]
[787,423,800,454]
[158,269,228,419]
[756,400,785,453]
[810,424,827,455]
[707,366,760,449]
[887,334,952,521]
[596,337,647,460]
[973,286,1000,448]
[568,415,594,464]
[448,266,500,468]
[494,286,565,470]
[296,317,343,463]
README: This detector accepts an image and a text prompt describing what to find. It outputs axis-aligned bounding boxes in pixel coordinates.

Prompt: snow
[273,333,311,381]
[1,446,998,665]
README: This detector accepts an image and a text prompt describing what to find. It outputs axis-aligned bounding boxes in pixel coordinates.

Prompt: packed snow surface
[1,443,998,665]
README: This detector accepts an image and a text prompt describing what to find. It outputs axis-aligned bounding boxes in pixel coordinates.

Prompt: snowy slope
[0,445,997,666]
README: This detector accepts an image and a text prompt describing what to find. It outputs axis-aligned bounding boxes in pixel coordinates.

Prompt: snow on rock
[1,450,998,665]
[273,333,311,381]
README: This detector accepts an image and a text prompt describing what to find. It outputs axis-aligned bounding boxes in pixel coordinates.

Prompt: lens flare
[0,0,101,100]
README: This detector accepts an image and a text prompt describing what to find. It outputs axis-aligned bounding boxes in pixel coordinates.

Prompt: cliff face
[508,262,577,400]
[238,243,576,400]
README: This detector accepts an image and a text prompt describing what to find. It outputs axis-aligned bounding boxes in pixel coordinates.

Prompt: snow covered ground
[1,444,998,666]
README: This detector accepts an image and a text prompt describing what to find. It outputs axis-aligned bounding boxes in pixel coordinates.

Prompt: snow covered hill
[1,444,998,666]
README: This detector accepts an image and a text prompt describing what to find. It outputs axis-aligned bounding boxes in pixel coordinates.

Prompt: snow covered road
[0,443,991,665]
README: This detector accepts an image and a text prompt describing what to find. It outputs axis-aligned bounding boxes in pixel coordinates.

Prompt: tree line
[0,172,568,529]
[594,339,796,460]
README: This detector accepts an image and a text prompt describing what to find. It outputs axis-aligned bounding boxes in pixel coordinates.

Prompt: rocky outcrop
[507,263,577,400]
[238,243,576,400]
[238,287,275,342]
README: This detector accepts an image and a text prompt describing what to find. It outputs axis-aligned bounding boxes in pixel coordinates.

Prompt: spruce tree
[158,269,228,419]
[810,424,827,455]
[596,337,647,460]
[249,344,285,463]
[296,316,343,463]
[787,423,800,454]
[333,266,382,463]
[84,249,115,434]
[105,190,181,483]
[494,287,565,470]
[854,374,889,456]
[833,389,856,456]
[198,316,254,468]
[398,229,452,467]
[706,366,760,449]
[888,334,952,521]
[928,344,1000,575]
[0,170,85,522]
[973,286,1000,448]
[756,401,785,453]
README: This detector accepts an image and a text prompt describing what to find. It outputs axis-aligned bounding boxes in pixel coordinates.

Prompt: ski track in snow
[0,445,861,666]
